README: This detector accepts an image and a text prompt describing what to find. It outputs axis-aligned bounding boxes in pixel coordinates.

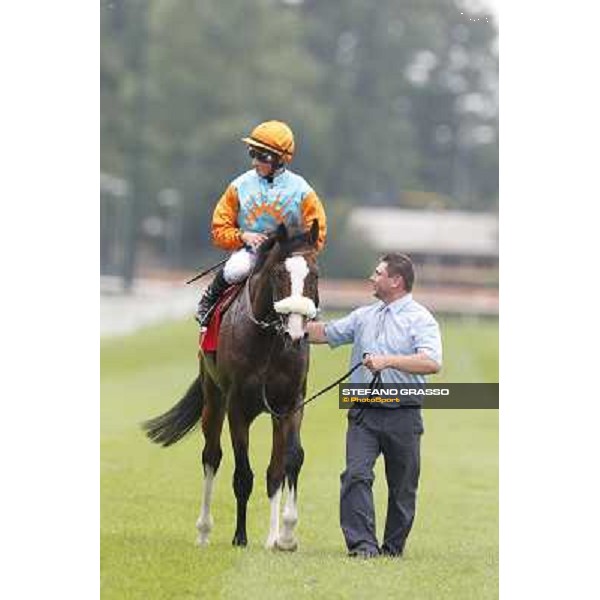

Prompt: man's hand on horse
[362,354,388,373]
[241,231,268,250]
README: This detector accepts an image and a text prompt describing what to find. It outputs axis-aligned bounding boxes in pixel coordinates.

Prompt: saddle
[199,284,242,353]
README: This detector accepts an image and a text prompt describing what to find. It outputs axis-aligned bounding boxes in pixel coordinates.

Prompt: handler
[307,253,442,558]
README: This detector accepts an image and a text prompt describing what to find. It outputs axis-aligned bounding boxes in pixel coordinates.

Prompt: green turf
[101,316,498,599]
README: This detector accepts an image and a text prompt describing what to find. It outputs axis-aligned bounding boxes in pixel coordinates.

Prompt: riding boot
[195,267,229,328]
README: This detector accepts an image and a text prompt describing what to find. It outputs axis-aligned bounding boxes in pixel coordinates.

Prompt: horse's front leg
[265,415,286,549]
[279,409,304,551]
[265,413,298,550]
[228,406,253,547]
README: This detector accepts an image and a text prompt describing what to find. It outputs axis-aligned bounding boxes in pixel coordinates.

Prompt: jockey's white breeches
[223,248,257,284]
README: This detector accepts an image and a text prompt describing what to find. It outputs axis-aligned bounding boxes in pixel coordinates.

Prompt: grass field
[101,315,498,599]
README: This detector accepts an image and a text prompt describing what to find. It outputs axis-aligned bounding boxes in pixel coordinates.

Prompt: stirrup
[196,296,219,327]
[197,304,217,328]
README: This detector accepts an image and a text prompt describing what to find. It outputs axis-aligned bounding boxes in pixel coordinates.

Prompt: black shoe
[348,548,380,559]
[381,547,403,558]
[195,268,229,327]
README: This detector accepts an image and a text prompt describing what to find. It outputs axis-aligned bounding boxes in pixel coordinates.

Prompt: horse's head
[256,220,320,343]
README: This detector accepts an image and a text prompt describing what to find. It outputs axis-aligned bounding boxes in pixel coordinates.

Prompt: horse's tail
[142,375,204,447]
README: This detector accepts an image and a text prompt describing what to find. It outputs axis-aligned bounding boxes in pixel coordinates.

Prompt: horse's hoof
[195,517,213,547]
[275,537,298,552]
[232,533,247,547]
[265,536,277,550]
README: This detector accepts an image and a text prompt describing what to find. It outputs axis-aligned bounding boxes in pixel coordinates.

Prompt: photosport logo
[338,384,499,409]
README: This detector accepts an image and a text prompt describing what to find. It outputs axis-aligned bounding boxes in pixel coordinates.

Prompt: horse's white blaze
[196,466,215,546]
[265,486,283,549]
[287,313,303,340]
[286,255,309,296]
[279,485,299,548]
[284,255,309,340]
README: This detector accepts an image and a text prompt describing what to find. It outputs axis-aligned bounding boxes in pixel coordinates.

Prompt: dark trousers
[340,407,423,555]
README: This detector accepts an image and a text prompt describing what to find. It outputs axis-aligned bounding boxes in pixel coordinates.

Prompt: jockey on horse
[196,120,328,336]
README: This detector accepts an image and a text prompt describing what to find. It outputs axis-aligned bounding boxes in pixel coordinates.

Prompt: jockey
[196,120,327,330]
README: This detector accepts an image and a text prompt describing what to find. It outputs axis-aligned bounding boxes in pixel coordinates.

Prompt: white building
[348,208,498,261]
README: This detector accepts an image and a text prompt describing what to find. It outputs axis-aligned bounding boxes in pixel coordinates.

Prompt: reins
[243,277,284,332]
[235,239,379,420]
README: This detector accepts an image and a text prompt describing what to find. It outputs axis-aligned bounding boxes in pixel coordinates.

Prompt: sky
[484,0,499,19]
[464,0,499,22]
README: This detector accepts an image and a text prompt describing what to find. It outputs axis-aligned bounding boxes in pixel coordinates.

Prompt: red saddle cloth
[200,285,242,353]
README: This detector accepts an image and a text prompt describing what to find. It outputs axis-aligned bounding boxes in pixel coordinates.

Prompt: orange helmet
[242,120,295,163]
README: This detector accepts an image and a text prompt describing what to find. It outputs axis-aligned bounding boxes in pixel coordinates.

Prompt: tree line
[101,0,497,276]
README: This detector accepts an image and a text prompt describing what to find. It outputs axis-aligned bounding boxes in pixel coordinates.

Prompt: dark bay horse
[143,221,320,551]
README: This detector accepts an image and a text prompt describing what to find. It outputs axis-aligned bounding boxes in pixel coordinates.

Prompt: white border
[501,1,598,597]
[3,2,98,598]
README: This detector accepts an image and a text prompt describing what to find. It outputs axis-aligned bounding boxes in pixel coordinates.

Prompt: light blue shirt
[325,294,443,387]
[232,168,312,234]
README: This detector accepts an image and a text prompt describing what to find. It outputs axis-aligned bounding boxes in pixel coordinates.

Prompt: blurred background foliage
[101,0,497,278]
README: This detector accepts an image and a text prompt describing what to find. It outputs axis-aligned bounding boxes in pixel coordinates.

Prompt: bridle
[243,249,318,337]
[242,247,381,420]
[242,275,287,334]
[242,246,326,417]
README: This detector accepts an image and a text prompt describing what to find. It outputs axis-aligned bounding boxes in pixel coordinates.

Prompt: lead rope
[261,354,382,420]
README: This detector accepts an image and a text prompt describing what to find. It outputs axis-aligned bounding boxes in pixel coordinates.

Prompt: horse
[143,220,320,551]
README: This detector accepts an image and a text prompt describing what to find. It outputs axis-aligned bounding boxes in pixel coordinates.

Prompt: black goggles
[248,147,280,164]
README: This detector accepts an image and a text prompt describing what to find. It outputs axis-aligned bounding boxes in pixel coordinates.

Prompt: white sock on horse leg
[281,483,298,543]
[265,485,283,549]
[196,466,215,545]
[283,486,298,538]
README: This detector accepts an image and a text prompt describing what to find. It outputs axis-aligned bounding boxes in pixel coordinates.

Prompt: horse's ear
[260,235,277,253]
[275,222,288,241]
[308,219,319,246]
